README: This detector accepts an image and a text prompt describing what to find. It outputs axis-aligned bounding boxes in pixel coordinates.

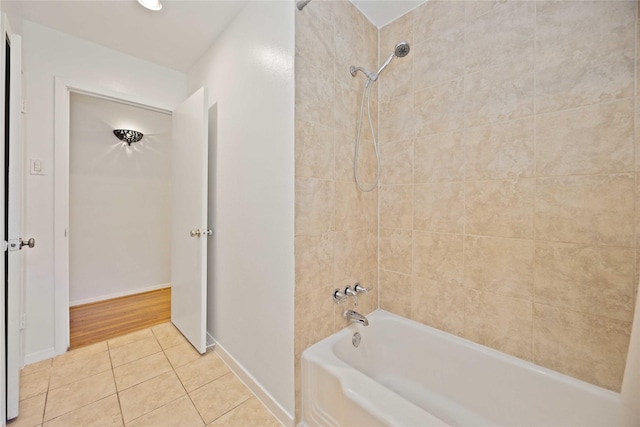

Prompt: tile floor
[9,323,282,427]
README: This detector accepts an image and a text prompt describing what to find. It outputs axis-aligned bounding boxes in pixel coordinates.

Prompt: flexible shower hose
[353,78,380,193]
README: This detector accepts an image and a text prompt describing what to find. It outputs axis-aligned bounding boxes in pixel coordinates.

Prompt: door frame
[5,14,23,420]
[0,11,7,425]
[53,77,171,354]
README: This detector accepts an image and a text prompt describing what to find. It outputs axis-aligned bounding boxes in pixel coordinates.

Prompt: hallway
[9,323,281,426]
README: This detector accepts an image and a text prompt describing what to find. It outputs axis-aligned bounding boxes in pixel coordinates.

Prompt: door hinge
[3,241,7,251]
[21,100,27,114]
[20,314,26,330]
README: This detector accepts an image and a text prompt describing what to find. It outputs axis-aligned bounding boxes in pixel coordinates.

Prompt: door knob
[20,238,35,249]
[190,229,212,238]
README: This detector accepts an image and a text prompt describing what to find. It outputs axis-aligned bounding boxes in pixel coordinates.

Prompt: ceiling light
[137,0,162,11]
[113,129,144,146]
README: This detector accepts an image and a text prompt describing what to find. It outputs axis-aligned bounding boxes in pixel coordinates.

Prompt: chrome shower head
[350,41,411,82]
[394,41,410,58]
[373,41,411,80]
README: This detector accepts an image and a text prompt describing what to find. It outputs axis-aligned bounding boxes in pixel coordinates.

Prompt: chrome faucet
[333,288,349,304]
[333,283,374,306]
[344,286,359,306]
[344,309,369,327]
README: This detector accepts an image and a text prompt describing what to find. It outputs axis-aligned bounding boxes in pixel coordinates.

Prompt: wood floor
[69,287,171,349]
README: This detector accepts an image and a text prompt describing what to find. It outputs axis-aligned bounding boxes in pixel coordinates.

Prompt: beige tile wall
[294,0,638,420]
[294,0,378,420]
[378,0,637,392]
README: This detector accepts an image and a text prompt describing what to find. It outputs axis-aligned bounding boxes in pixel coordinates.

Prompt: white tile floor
[9,323,282,427]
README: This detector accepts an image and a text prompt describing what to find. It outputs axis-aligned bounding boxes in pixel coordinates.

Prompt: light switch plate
[30,158,45,175]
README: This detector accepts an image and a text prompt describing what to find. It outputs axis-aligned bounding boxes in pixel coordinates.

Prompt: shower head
[349,41,411,82]
[394,41,410,58]
[373,41,410,81]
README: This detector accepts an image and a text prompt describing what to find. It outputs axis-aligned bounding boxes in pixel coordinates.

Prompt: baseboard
[214,342,294,427]
[206,332,216,348]
[24,347,56,366]
[69,283,171,307]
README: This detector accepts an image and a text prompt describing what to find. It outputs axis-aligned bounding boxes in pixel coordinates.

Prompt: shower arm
[349,52,396,83]
[349,65,377,82]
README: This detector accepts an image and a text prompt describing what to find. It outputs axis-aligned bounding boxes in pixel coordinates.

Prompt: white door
[1,13,6,424]
[5,16,24,420]
[171,87,209,354]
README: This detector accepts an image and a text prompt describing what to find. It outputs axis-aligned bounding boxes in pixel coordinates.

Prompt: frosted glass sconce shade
[137,0,162,11]
[113,129,144,146]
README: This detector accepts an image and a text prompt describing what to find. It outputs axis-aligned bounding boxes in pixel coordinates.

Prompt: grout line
[208,396,254,425]
[376,18,382,312]
[409,9,416,318]
[634,2,639,309]
[41,361,53,426]
[185,370,232,395]
[533,300,634,326]
[461,5,469,337]
[105,342,126,427]
[532,0,538,361]
[41,394,120,426]
[40,390,48,427]
[532,96,635,119]
[185,388,207,426]
[470,172,636,182]
[123,394,186,426]
[408,95,636,139]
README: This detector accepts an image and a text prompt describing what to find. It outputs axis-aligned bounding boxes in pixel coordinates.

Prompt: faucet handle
[344,286,358,307]
[333,288,348,304]
[354,283,371,293]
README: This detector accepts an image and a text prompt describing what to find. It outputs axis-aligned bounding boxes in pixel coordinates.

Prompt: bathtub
[301,310,620,427]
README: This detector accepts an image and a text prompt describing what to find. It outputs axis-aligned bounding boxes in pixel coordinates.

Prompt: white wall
[69,93,171,305]
[22,20,186,361]
[188,1,295,420]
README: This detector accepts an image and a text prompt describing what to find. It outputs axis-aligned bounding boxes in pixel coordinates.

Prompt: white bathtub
[301,310,621,427]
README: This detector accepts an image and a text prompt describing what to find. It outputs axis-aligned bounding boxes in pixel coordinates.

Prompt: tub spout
[344,310,369,326]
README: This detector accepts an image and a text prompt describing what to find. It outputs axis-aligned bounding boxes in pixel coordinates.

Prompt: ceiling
[352,0,426,28]
[2,0,425,73]
[2,0,249,73]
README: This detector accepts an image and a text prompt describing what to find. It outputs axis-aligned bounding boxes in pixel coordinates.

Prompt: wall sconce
[113,129,144,146]
[137,0,162,11]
